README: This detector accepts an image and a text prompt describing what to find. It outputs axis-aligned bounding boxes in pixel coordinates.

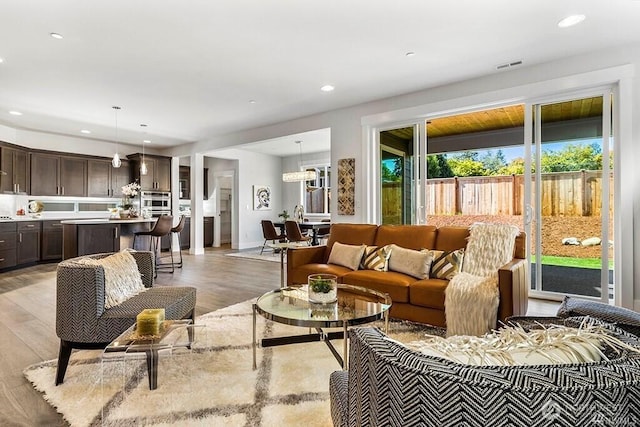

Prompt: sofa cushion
[388,245,432,279]
[375,225,437,250]
[410,278,449,310]
[342,270,414,303]
[325,224,378,263]
[288,263,354,285]
[360,245,392,272]
[328,242,366,270]
[433,226,470,251]
[77,250,146,309]
[428,248,464,280]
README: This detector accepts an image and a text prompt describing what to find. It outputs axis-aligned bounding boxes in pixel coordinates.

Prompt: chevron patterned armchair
[330,320,640,427]
[55,251,196,385]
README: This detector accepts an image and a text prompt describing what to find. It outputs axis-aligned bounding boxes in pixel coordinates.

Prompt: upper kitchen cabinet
[87,159,130,197]
[0,145,29,194]
[128,154,171,191]
[31,153,87,197]
[178,166,208,200]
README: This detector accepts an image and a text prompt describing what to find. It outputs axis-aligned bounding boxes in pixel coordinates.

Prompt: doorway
[213,171,234,248]
[379,126,416,225]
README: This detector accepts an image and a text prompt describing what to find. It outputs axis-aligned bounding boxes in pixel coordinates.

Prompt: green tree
[498,157,526,175]
[382,158,402,182]
[448,156,486,177]
[540,143,602,172]
[427,154,454,178]
[481,150,507,175]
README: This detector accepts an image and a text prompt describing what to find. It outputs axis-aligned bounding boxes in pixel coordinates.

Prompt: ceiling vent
[496,60,523,70]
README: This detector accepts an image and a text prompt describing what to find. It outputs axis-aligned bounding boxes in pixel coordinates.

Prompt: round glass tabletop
[254,284,391,328]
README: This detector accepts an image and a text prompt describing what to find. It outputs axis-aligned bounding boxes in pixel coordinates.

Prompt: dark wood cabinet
[1,147,29,194]
[204,216,214,247]
[178,166,208,200]
[63,223,120,259]
[31,153,87,196]
[0,222,17,269]
[180,217,191,249]
[17,221,41,265]
[128,154,171,191]
[41,220,63,261]
[88,159,131,197]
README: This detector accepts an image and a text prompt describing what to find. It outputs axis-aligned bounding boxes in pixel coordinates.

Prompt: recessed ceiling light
[249,99,257,104]
[0,57,4,64]
[558,14,585,28]
[320,85,334,92]
[143,140,151,143]
[50,32,63,39]
[9,111,22,116]
[405,52,416,57]
[80,129,91,134]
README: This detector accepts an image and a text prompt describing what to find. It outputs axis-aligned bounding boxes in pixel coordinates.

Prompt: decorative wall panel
[337,158,355,215]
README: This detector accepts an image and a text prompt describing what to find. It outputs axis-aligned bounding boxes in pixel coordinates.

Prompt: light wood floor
[0,247,559,426]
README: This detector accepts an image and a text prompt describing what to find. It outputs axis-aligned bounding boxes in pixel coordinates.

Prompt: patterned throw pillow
[360,245,392,271]
[387,245,432,279]
[428,248,464,280]
[328,242,366,270]
[77,250,146,309]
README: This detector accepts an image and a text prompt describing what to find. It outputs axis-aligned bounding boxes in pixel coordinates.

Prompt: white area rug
[226,250,283,263]
[25,300,442,426]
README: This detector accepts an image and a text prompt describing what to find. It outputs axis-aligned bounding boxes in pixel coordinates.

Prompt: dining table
[273,221,331,246]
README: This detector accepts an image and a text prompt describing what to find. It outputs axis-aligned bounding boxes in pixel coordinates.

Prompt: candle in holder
[136,308,165,336]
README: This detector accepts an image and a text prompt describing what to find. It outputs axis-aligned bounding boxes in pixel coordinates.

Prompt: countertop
[60,218,155,225]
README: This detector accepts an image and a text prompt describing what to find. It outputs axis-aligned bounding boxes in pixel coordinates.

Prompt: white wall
[205,148,282,250]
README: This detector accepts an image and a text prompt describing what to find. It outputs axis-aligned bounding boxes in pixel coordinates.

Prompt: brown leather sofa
[287,223,528,327]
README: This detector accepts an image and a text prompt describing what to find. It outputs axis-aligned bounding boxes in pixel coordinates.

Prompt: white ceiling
[1,0,639,155]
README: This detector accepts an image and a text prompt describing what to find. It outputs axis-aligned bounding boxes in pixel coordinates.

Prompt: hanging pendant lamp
[140,124,148,175]
[282,140,317,182]
[111,106,122,168]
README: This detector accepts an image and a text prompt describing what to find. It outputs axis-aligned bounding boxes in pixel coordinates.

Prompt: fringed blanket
[445,223,519,336]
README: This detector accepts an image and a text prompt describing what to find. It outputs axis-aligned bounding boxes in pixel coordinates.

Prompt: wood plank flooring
[0,247,558,426]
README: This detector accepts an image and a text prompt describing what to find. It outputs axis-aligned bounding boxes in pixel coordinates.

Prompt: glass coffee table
[252,284,391,370]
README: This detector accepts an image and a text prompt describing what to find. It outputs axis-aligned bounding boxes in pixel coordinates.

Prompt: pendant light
[140,124,148,175]
[282,140,317,182]
[111,106,122,168]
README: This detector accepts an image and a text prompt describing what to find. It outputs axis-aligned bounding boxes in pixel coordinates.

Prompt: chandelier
[282,140,318,182]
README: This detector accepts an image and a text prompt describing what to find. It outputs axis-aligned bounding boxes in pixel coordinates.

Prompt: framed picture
[253,185,272,210]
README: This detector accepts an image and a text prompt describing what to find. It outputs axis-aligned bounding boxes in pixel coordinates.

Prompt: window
[304,164,330,214]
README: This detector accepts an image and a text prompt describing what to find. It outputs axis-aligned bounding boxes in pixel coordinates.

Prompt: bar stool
[170,215,186,268]
[133,215,174,277]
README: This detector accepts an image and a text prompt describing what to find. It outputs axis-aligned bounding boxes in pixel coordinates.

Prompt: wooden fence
[383,170,613,217]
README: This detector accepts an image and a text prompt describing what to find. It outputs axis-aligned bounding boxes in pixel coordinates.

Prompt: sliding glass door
[527,93,614,301]
[379,126,419,224]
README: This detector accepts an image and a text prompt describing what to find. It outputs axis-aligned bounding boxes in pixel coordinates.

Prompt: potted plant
[278,210,290,221]
[308,274,338,304]
[119,182,141,218]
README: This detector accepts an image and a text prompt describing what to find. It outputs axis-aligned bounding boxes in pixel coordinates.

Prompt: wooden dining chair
[284,220,312,245]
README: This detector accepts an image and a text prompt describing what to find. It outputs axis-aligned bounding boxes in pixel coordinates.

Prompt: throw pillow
[406,323,616,366]
[328,242,366,271]
[387,245,432,279]
[360,245,392,272]
[77,250,147,309]
[428,248,464,280]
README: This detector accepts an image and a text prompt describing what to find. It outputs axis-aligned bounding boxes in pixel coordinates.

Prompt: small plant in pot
[278,210,290,221]
[308,274,338,304]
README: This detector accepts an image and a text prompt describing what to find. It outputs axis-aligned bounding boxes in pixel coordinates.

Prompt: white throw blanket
[445,223,519,336]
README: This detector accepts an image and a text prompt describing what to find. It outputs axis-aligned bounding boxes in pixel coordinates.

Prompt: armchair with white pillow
[55,250,196,385]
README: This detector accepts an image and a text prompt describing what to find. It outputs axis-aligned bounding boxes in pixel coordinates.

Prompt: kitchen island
[61,218,156,260]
